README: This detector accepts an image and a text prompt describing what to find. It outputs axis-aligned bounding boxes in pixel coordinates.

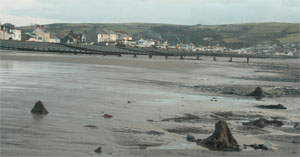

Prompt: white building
[137,38,155,48]
[0,23,21,41]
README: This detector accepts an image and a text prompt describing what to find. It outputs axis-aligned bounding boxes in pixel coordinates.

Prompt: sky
[0,0,299,26]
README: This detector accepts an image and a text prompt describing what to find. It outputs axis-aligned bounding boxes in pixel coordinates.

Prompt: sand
[0,50,299,156]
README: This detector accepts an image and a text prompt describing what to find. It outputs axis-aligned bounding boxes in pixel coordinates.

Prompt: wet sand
[0,51,299,156]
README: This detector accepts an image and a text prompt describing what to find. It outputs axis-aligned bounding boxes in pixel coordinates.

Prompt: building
[0,23,21,41]
[80,32,87,43]
[61,34,77,44]
[32,25,51,42]
[49,35,60,43]
[115,31,132,41]
[97,30,117,42]
[27,25,59,43]
[97,30,110,42]
[137,38,155,48]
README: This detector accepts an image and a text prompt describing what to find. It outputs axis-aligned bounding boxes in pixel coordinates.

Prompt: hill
[18,22,300,48]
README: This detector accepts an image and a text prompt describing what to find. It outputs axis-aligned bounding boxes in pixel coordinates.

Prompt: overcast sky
[0,0,299,26]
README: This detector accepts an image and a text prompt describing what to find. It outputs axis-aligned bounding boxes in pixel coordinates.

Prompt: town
[0,22,299,56]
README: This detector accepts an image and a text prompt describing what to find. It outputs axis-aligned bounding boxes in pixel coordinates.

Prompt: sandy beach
[0,50,299,156]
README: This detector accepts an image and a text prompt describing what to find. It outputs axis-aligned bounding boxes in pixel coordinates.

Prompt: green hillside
[18,22,300,48]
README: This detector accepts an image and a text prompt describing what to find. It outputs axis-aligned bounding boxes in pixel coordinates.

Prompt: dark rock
[103,114,113,119]
[31,100,49,114]
[166,127,211,135]
[256,104,287,109]
[161,114,200,123]
[94,146,102,153]
[197,120,240,151]
[247,87,265,99]
[294,122,300,129]
[245,143,269,150]
[187,133,196,142]
[84,125,97,129]
[242,118,283,128]
[146,130,164,136]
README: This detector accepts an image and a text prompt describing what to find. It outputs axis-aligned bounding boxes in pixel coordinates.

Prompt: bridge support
[180,55,184,60]
[165,55,168,60]
[229,57,232,62]
[197,55,200,60]
[247,57,250,63]
[213,56,217,61]
[133,54,137,58]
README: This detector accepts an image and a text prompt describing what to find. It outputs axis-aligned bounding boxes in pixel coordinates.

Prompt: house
[0,23,21,41]
[177,43,195,51]
[22,32,36,41]
[49,35,60,43]
[61,34,77,44]
[61,31,81,44]
[97,30,117,42]
[32,25,51,42]
[115,31,132,41]
[97,30,110,42]
[80,31,87,43]
[26,25,60,43]
[137,38,155,48]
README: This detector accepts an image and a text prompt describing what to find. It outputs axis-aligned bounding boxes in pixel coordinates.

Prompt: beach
[0,50,299,156]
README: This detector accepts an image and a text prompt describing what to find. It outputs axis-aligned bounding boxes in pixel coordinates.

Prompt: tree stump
[31,100,49,114]
[198,120,240,151]
[247,87,264,99]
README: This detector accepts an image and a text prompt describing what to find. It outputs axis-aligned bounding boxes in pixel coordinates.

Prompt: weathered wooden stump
[94,146,102,153]
[213,57,217,61]
[31,100,49,115]
[198,120,240,151]
[247,87,264,99]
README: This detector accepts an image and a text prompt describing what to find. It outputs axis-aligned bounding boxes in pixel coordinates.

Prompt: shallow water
[2,53,299,156]
[0,58,217,156]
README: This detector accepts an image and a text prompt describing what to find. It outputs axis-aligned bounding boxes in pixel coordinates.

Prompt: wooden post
[229,57,232,62]
[180,55,184,59]
[165,55,168,60]
[213,56,217,61]
[149,54,152,59]
[197,55,200,60]
[247,57,250,63]
[118,54,122,57]
[134,54,137,58]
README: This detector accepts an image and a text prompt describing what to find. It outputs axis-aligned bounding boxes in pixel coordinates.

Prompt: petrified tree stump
[247,87,264,99]
[198,120,240,151]
[31,100,49,114]
[94,146,102,153]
